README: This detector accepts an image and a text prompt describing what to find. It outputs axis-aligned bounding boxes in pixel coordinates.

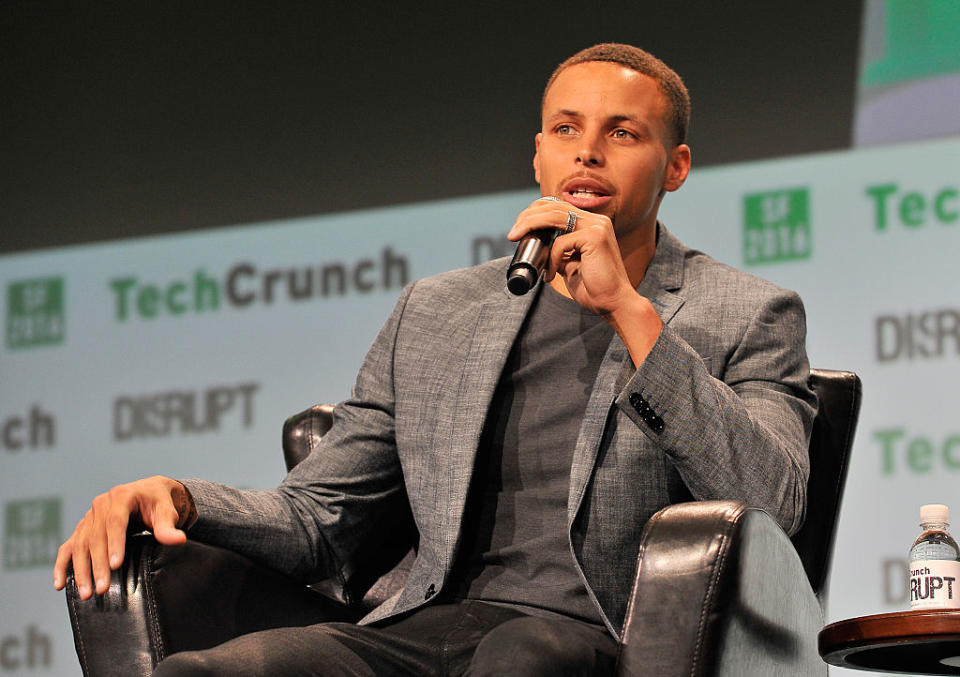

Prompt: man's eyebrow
[610,114,654,134]
[545,110,647,127]
[545,109,584,121]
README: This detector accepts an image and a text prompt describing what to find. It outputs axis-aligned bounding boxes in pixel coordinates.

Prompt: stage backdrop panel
[3,135,959,675]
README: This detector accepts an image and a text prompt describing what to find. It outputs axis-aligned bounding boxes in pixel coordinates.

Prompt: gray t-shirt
[449,284,614,625]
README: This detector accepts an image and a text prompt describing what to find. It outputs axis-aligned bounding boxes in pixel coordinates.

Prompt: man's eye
[556,124,576,135]
[612,129,635,139]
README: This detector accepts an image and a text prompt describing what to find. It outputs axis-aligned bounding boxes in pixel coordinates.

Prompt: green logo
[743,188,812,265]
[3,497,62,570]
[6,277,65,349]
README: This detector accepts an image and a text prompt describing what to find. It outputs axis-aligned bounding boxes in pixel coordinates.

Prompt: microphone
[506,229,559,295]
[506,195,563,296]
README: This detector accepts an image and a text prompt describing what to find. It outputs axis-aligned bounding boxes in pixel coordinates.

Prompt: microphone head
[506,266,538,295]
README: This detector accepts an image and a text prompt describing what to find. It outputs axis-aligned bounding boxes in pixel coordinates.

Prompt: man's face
[534,61,689,239]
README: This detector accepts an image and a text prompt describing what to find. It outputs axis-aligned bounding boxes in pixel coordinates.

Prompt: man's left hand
[508,198,663,366]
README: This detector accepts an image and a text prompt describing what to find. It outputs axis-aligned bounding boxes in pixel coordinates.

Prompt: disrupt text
[114,383,258,441]
[875,308,960,362]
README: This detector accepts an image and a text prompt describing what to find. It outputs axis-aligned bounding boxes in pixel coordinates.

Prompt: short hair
[543,43,691,147]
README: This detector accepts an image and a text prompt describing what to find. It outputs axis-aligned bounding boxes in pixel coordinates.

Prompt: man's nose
[576,132,604,166]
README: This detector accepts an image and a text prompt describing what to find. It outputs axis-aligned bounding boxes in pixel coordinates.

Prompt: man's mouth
[562,180,613,209]
[568,189,604,199]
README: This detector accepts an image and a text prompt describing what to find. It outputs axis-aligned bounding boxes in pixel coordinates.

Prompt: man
[54,44,816,675]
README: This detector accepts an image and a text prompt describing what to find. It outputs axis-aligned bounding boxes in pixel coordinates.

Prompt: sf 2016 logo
[3,497,61,570]
[5,277,65,349]
[742,188,812,266]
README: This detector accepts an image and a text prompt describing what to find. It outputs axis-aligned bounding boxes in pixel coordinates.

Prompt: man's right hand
[53,476,196,599]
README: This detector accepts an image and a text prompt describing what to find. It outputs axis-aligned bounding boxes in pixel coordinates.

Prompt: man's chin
[612,218,657,241]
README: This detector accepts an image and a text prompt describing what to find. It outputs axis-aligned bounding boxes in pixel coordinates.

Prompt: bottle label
[910,560,960,609]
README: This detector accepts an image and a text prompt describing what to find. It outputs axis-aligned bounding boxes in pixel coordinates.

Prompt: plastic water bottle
[909,504,960,609]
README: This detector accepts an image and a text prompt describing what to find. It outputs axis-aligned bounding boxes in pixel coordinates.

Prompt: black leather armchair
[65,369,861,676]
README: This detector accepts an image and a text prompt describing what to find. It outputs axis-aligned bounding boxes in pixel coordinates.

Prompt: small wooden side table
[820,609,960,674]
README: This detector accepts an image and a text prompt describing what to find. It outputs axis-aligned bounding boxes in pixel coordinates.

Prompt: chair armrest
[617,501,826,677]
[65,533,355,677]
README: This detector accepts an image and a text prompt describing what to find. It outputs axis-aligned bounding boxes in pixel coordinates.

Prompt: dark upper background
[1,1,863,253]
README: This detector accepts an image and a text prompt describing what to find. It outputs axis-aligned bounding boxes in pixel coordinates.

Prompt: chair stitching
[66,585,91,676]
[841,380,858,455]
[690,509,740,677]
[805,376,858,597]
[616,512,659,667]
[144,545,166,665]
[624,514,657,628]
[824,378,858,519]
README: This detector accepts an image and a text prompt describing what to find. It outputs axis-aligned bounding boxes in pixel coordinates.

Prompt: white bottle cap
[920,504,949,525]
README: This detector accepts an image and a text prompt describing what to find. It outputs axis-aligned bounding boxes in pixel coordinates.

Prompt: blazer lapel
[438,280,538,563]
[636,225,687,326]
[568,336,631,520]
[568,224,688,517]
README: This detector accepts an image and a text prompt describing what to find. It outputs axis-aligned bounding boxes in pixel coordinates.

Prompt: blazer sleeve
[615,287,816,536]
[180,281,416,584]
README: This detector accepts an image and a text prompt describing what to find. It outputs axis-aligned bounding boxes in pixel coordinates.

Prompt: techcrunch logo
[742,187,812,266]
[3,497,61,570]
[5,277,65,349]
[2,406,56,452]
[867,182,958,230]
[109,247,409,321]
[875,427,960,476]
[0,626,52,671]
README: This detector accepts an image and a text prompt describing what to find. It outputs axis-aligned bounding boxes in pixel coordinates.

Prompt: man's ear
[663,143,691,193]
[533,132,542,185]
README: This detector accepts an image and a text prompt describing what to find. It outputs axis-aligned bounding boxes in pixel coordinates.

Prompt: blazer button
[424,584,436,600]
[629,393,665,433]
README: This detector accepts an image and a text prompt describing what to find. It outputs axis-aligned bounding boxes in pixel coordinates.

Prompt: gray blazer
[183,224,817,639]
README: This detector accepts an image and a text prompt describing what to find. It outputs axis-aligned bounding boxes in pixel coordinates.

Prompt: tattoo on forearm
[174,486,198,529]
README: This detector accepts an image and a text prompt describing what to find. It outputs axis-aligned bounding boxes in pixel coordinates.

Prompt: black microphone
[506,229,559,295]
[506,196,565,296]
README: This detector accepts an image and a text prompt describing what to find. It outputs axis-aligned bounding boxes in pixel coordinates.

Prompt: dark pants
[152,600,617,676]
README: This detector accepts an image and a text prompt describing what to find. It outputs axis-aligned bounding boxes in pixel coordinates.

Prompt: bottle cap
[920,504,949,525]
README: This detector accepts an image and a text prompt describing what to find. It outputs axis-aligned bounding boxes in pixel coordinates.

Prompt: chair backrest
[282,404,335,471]
[790,368,862,610]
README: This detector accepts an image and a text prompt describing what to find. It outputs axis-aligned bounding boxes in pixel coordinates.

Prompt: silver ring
[564,211,577,234]
[536,196,560,202]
